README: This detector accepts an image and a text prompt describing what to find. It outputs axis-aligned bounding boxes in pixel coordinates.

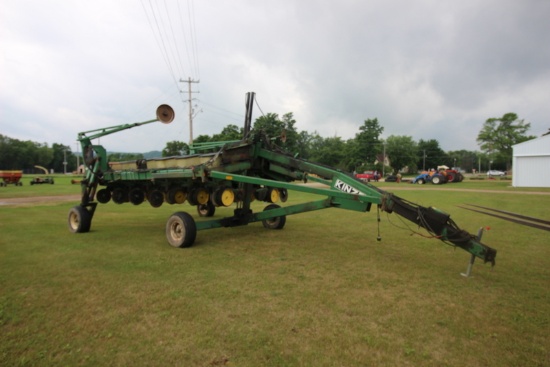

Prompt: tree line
[0,112,536,174]
[0,135,145,173]
[163,112,536,175]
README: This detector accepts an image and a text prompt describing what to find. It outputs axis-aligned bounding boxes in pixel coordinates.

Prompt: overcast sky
[2,0,549,154]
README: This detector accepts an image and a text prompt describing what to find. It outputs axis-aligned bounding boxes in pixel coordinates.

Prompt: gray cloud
[1,0,548,154]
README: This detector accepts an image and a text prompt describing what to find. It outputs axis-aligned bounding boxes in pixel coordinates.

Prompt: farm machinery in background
[30,165,55,185]
[0,170,23,187]
[412,165,464,185]
[68,93,496,276]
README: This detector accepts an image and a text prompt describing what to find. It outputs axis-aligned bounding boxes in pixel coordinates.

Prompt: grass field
[1,175,549,366]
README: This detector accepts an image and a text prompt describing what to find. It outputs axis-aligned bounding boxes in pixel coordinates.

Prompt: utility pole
[76,142,80,171]
[382,142,386,177]
[180,77,200,144]
[423,149,426,171]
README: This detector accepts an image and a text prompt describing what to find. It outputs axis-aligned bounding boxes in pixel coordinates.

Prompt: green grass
[1,179,549,366]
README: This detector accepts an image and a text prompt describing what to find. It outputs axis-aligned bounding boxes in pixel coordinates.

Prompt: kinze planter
[68,93,496,276]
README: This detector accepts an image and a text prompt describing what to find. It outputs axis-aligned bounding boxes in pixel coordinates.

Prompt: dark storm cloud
[1,0,548,152]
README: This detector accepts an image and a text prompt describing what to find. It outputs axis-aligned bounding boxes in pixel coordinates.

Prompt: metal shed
[512,134,550,187]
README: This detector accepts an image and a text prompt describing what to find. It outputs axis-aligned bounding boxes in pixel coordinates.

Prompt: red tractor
[437,166,464,183]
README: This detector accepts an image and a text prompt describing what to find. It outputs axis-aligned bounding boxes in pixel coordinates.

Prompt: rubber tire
[446,172,456,182]
[262,204,286,230]
[166,212,197,248]
[279,188,288,202]
[112,188,128,204]
[68,206,91,233]
[197,201,216,217]
[96,188,111,204]
[431,176,442,185]
[416,179,425,185]
[148,190,164,208]
[129,188,145,205]
[167,187,186,204]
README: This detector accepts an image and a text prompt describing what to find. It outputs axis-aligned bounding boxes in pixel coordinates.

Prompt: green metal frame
[68,98,497,276]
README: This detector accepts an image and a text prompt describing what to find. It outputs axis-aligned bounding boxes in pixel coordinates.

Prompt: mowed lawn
[1,176,549,366]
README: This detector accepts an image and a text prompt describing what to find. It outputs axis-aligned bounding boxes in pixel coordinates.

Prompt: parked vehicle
[30,165,54,185]
[355,171,374,182]
[0,170,23,186]
[412,172,448,185]
[437,166,464,182]
[30,177,54,185]
[487,170,505,177]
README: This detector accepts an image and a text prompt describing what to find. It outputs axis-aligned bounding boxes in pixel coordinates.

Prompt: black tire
[166,212,197,248]
[262,204,286,230]
[148,190,164,208]
[254,188,268,201]
[167,187,186,204]
[416,178,425,185]
[279,188,289,202]
[112,188,128,204]
[446,172,456,182]
[68,206,91,233]
[431,175,442,185]
[97,188,111,204]
[197,201,216,217]
[129,188,145,205]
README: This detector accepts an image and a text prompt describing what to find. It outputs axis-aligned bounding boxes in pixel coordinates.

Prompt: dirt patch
[0,195,81,207]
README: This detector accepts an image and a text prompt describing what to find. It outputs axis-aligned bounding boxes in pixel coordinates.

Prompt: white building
[512,134,550,187]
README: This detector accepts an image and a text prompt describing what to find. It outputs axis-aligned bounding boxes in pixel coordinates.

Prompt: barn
[512,134,550,187]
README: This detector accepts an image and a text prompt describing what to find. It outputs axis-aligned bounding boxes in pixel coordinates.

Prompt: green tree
[477,113,536,169]
[211,124,243,141]
[51,143,69,173]
[307,133,347,169]
[417,139,447,171]
[295,130,313,159]
[385,135,418,174]
[0,135,18,169]
[253,112,301,154]
[193,135,212,144]
[350,118,384,171]
[162,141,189,157]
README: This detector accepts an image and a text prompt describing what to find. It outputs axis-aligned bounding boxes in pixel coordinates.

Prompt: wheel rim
[173,190,186,204]
[69,211,79,230]
[195,188,209,205]
[268,188,280,203]
[219,188,235,206]
[169,219,184,243]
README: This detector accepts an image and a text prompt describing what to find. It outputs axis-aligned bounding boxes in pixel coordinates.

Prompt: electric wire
[163,0,187,78]
[188,0,200,78]
[141,0,179,90]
